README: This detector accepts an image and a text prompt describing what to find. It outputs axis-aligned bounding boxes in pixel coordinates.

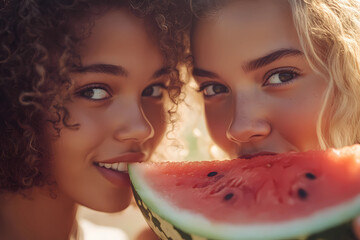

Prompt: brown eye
[279,72,296,82]
[77,87,110,100]
[142,84,165,98]
[202,84,229,97]
[265,69,299,86]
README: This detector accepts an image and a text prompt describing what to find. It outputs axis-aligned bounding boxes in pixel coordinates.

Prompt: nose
[113,96,154,143]
[226,93,271,144]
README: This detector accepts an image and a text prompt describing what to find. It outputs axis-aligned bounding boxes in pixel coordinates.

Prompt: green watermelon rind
[129,163,360,240]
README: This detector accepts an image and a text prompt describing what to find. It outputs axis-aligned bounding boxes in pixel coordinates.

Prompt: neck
[0,187,78,240]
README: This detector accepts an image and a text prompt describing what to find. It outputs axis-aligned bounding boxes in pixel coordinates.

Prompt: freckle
[207,171,218,177]
[298,188,308,199]
[305,172,317,180]
[224,193,234,201]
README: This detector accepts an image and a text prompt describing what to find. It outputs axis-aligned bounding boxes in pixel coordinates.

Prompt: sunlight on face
[49,8,168,212]
[192,0,328,159]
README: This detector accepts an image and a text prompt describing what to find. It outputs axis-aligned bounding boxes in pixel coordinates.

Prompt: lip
[95,164,130,187]
[94,152,145,187]
[96,152,146,164]
[239,152,278,159]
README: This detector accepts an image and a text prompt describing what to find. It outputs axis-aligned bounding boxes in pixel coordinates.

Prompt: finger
[353,216,360,239]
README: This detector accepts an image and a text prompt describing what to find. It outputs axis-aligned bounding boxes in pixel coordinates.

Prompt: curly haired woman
[0,0,190,239]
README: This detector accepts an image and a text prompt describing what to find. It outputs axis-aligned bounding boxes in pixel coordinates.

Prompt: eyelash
[196,67,301,98]
[142,83,167,98]
[197,81,229,98]
[75,84,111,101]
[263,67,301,87]
[197,82,217,92]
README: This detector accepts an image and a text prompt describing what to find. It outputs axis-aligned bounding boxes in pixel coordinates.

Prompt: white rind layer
[129,163,360,240]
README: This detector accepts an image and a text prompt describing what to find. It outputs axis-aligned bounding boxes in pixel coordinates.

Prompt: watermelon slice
[129,145,360,240]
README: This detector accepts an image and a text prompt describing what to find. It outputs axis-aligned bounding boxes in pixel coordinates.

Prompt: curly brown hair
[0,0,191,192]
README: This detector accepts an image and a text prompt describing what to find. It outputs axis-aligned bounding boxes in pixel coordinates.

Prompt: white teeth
[111,163,119,170]
[97,162,127,172]
[117,163,127,172]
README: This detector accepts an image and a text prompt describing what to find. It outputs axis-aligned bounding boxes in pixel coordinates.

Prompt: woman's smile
[90,150,146,206]
[50,8,168,212]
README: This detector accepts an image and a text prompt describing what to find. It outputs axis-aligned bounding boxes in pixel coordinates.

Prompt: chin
[94,203,130,213]
[86,198,132,213]
[79,190,133,213]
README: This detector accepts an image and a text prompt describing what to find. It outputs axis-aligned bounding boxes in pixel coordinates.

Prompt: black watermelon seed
[298,188,308,199]
[224,193,234,200]
[207,171,218,177]
[305,172,317,180]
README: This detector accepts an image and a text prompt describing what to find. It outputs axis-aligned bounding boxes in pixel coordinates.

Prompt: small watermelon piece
[129,145,360,240]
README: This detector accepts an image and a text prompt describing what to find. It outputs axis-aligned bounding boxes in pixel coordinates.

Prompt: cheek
[204,98,233,149]
[272,87,326,150]
[48,106,106,174]
[142,101,167,148]
[54,109,105,151]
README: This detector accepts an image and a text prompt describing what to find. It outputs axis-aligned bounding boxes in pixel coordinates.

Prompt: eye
[264,68,300,86]
[76,86,111,100]
[142,83,166,98]
[199,83,229,97]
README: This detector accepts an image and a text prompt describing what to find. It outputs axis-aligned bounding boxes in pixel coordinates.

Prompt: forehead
[77,8,163,74]
[191,0,301,68]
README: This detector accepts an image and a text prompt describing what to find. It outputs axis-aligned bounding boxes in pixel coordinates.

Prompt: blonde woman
[190,0,360,237]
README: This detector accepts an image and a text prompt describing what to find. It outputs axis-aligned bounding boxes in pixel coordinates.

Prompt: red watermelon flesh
[129,145,360,236]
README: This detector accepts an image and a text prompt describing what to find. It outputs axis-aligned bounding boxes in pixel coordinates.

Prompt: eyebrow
[72,64,128,76]
[153,67,171,79]
[243,48,303,72]
[192,68,220,79]
[72,64,170,79]
[192,48,303,79]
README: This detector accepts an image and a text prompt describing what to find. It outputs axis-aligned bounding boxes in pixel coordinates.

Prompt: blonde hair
[288,0,360,148]
[190,0,360,149]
